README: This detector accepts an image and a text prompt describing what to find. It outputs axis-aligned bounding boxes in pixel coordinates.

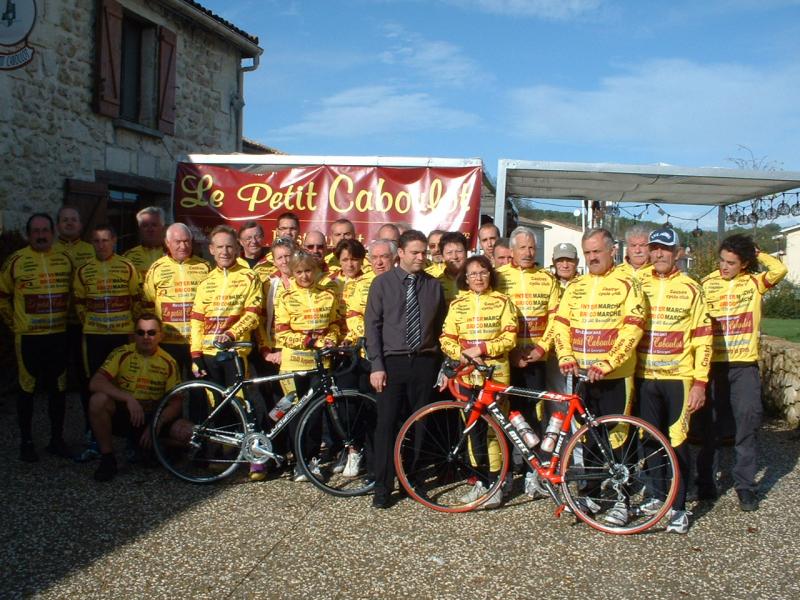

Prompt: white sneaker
[293,467,308,482]
[603,501,629,526]
[640,498,664,515]
[294,458,321,482]
[565,496,601,515]
[459,481,488,504]
[342,451,363,477]
[665,509,690,534]
[332,450,347,474]
[524,472,548,499]
[483,484,502,509]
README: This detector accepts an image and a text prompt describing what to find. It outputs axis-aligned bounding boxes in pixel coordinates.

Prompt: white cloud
[507,59,800,164]
[439,0,603,19]
[268,85,480,139]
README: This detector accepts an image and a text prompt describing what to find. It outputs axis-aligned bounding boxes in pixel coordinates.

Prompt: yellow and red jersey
[74,254,140,334]
[190,264,263,358]
[636,268,712,384]
[702,252,787,363]
[338,272,373,344]
[432,269,460,304]
[495,263,560,355]
[99,343,180,410]
[0,247,73,335]
[440,289,518,384]
[123,245,165,280]
[53,238,95,325]
[142,254,210,345]
[274,281,342,372]
[615,260,652,284]
[548,266,648,379]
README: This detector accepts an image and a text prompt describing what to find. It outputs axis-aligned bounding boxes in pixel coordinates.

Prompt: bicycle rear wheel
[152,381,248,484]
[559,414,679,534]
[394,401,509,512]
[294,390,377,497]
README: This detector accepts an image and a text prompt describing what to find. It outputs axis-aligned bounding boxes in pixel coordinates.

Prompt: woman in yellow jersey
[440,255,518,507]
[274,251,342,481]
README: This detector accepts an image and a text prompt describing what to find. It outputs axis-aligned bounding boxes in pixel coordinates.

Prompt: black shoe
[737,489,759,512]
[46,439,72,459]
[94,454,118,482]
[693,485,718,501]
[20,441,39,463]
[372,491,390,509]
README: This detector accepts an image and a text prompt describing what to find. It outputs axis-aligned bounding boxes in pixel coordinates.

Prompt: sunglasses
[135,329,159,337]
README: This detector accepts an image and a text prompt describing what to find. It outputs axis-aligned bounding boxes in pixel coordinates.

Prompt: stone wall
[759,335,800,426]
[0,0,250,231]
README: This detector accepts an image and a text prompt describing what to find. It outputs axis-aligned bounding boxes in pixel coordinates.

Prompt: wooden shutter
[94,0,123,118]
[64,180,109,237]
[157,27,177,135]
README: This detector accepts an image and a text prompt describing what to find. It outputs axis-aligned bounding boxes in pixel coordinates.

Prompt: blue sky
[200,0,800,228]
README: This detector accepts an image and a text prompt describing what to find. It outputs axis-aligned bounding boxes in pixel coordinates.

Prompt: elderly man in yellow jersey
[535,228,648,524]
[190,225,263,386]
[123,206,166,279]
[143,223,210,378]
[616,225,651,281]
[0,214,73,462]
[478,222,501,265]
[89,314,180,481]
[695,234,787,512]
[496,227,560,428]
[636,227,712,533]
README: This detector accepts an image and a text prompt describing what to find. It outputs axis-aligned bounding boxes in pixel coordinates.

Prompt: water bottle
[540,411,565,453]
[268,394,294,422]
[509,411,539,449]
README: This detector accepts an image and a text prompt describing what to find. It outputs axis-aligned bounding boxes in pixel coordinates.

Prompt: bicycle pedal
[554,504,567,518]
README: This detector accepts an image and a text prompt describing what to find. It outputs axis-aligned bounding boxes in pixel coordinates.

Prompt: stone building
[0,0,262,249]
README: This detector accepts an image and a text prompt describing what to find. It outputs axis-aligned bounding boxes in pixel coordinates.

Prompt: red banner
[173,162,482,245]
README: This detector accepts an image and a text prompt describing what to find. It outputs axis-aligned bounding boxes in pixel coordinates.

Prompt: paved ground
[2,393,800,599]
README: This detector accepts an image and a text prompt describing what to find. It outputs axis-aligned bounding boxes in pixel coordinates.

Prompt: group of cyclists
[0,204,787,535]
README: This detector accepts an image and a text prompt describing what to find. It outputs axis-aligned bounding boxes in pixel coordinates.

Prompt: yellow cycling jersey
[53,238,95,324]
[334,271,373,344]
[702,252,787,363]
[432,269,460,304]
[636,268,712,383]
[548,266,648,379]
[190,264,263,358]
[274,281,342,372]
[495,263,560,354]
[74,254,140,334]
[142,254,211,345]
[0,247,72,335]
[615,260,651,283]
[123,245,165,279]
[98,343,180,410]
[440,289,518,384]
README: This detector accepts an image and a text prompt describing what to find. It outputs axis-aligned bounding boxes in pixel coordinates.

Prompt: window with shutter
[94,0,122,118]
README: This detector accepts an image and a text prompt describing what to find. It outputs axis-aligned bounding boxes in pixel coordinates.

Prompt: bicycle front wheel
[559,414,679,534]
[294,390,377,497]
[152,381,248,484]
[394,401,509,513]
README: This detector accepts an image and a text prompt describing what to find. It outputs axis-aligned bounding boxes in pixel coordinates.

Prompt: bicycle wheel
[394,401,509,513]
[152,381,248,484]
[559,414,679,534]
[294,390,377,497]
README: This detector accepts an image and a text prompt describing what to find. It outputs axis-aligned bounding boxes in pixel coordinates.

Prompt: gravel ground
[2,393,799,599]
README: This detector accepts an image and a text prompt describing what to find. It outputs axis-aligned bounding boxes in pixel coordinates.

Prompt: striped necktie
[405,274,421,350]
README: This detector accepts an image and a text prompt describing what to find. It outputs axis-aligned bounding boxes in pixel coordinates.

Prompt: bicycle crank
[241,433,274,464]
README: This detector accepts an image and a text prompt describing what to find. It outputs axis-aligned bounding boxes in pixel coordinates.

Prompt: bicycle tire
[294,390,377,497]
[559,414,679,534]
[152,380,248,484]
[394,401,509,513]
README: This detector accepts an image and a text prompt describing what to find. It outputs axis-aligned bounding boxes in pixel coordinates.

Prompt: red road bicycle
[394,360,679,534]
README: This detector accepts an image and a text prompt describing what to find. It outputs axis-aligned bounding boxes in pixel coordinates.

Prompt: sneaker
[342,451,363,478]
[524,472,548,500]
[45,439,72,459]
[94,454,118,482]
[459,481,489,504]
[640,498,664,515]
[293,466,308,482]
[294,458,322,482]
[332,450,348,474]
[603,501,629,526]
[483,484,503,509]
[20,441,39,463]
[737,489,759,512]
[249,463,267,482]
[665,509,690,534]
[74,440,101,463]
[565,496,601,515]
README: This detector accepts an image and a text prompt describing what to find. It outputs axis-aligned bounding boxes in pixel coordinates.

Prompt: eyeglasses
[135,329,159,337]
[466,270,490,279]
[240,235,263,243]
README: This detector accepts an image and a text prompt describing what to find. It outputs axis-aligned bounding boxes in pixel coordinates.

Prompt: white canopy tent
[494,160,800,237]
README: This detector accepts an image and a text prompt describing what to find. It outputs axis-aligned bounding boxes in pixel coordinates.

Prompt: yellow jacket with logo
[547,266,648,379]
[336,271,373,344]
[702,252,787,363]
[440,289,518,384]
[74,254,140,334]
[0,247,73,335]
[98,343,180,410]
[123,245,165,279]
[636,268,712,383]
[142,254,211,345]
[616,260,651,284]
[274,281,342,372]
[495,263,560,355]
[190,264,263,358]
[54,238,95,326]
